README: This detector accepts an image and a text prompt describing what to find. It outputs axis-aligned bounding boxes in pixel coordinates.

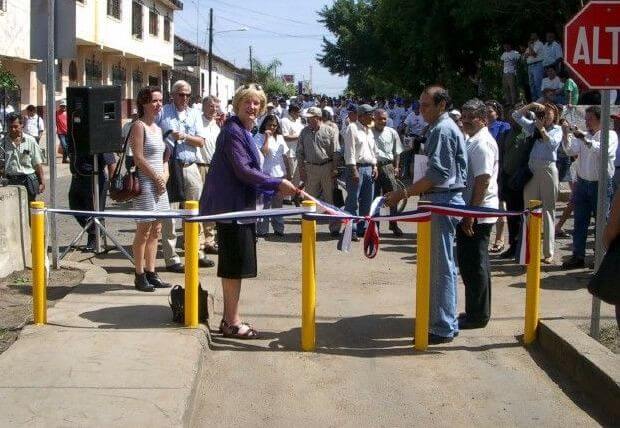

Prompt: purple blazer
[200,116,282,215]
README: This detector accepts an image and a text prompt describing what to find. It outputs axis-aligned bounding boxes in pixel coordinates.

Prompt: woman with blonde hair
[200,84,297,338]
[130,86,171,292]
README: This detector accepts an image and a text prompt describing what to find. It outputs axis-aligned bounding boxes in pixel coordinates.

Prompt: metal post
[249,46,253,81]
[524,199,542,344]
[31,201,47,325]
[184,200,199,327]
[46,0,58,269]
[92,155,101,253]
[301,200,317,351]
[208,8,213,96]
[591,90,611,339]
[414,215,431,351]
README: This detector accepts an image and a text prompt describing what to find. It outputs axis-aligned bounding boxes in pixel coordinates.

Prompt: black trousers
[501,173,524,250]
[456,222,493,322]
[68,175,107,237]
[374,163,398,227]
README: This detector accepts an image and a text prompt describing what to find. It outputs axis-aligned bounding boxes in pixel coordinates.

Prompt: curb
[538,319,619,424]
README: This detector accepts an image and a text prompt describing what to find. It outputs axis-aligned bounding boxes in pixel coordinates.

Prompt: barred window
[148,76,159,86]
[85,59,102,86]
[112,65,126,86]
[107,0,120,19]
[149,10,158,36]
[132,70,143,99]
[131,1,143,39]
[164,17,171,42]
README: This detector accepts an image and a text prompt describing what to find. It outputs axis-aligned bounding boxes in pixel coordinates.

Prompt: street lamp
[208,8,248,96]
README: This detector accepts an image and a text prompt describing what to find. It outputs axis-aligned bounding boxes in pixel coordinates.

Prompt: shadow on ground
[79,304,176,329]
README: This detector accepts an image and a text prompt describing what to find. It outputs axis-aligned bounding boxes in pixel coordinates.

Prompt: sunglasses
[175,93,191,98]
[243,83,263,91]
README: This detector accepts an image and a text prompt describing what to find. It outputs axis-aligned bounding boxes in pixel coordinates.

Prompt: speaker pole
[45,0,59,269]
[92,155,101,253]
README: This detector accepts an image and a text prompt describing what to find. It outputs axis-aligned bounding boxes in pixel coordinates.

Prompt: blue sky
[174,0,347,96]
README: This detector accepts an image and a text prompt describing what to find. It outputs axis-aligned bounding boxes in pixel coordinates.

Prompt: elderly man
[344,104,378,238]
[1,113,45,203]
[373,108,404,236]
[456,99,499,329]
[198,95,221,255]
[158,80,212,272]
[297,106,341,235]
[385,86,467,344]
[561,106,618,270]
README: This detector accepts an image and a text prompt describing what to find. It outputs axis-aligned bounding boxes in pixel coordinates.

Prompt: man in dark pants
[67,134,116,251]
[456,99,500,329]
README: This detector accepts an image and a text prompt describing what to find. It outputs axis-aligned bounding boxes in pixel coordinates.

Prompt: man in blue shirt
[385,86,467,344]
[158,80,212,272]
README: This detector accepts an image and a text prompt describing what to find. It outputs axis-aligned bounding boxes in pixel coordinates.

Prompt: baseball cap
[357,104,375,115]
[303,106,322,118]
[266,102,274,108]
[59,99,67,106]
[449,109,461,120]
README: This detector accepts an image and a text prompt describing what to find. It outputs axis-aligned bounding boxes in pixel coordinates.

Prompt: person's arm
[343,124,360,182]
[561,122,580,156]
[460,174,491,236]
[35,163,45,193]
[393,129,403,174]
[512,104,538,136]
[260,132,271,156]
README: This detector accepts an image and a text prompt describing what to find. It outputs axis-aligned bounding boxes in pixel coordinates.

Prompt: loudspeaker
[67,86,122,155]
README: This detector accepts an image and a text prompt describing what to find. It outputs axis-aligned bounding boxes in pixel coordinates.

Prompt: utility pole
[309,65,313,94]
[208,8,213,96]
[46,0,59,268]
[249,45,253,81]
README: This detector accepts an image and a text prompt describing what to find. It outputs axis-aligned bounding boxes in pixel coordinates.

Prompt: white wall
[0,0,31,60]
[201,63,237,103]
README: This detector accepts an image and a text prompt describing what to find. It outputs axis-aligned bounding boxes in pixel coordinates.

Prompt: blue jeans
[57,134,68,157]
[345,166,374,236]
[426,191,464,337]
[527,62,544,101]
[572,178,612,259]
[256,192,284,235]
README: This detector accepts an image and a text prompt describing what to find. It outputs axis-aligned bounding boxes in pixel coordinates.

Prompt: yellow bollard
[301,200,317,351]
[524,199,542,344]
[414,215,431,351]
[184,200,199,328]
[30,201,47,325]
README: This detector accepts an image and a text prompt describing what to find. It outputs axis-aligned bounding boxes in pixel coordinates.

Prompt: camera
[535,110,546,121]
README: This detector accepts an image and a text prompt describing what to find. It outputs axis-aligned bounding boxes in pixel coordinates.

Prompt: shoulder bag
[164,130,186,203]
[109,124,141,202]
[588,237,620,305]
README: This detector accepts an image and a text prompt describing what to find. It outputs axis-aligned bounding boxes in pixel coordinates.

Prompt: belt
[422,187,465,195]
[181,162,195,168]
[356,163,374,167]
[195,163,209,167]
[307,160,331,166]
[377,160,393,166]
[527,61,542,66]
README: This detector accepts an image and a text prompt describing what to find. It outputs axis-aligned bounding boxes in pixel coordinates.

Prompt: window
[132,70,143,99]
[148,76,159,86]
[131,1,143,39]
[55,60,63,93]
[85,58,102,86]
[107,0,120,19]
[164,17,171,42]
[112,64,126,86]
[149,10,158,36]
[69,61,78,84]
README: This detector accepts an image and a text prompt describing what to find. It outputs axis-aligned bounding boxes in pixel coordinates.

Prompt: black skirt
[216,222,257,279]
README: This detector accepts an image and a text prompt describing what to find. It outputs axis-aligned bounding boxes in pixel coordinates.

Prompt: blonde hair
[232,83,267,116]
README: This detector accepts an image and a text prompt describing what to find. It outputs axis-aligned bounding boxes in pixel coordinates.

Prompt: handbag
[109,124,141,202]
[164,130,186,203]
[168,283,211,323]
[588,237,620,305]
[507,135,536,192]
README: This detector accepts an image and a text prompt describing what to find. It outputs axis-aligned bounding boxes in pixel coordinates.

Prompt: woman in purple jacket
[200,83,297,339]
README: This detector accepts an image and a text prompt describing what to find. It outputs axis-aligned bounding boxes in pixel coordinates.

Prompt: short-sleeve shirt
[542,41,563,67]
[157,103,204,164]
[501,50,521,74]
[463,127,499,224]
[280,116,304,158]
[373,126,403,162]
[2,133,43,175]
[541,76,562,91]
[526,40,544,64]
[297,123,339,165]
[198,117,220,164]
[563,79,580,105]
[254,133,289,178]
[23,115,44,138]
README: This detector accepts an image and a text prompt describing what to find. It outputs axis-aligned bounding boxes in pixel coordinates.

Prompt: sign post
[564,1,620,339]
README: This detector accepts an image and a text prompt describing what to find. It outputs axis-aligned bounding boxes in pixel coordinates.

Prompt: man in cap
[298,106,341,235]
[343,104,378,238]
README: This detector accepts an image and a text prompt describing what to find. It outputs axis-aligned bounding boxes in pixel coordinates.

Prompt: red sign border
[564,0,620,89]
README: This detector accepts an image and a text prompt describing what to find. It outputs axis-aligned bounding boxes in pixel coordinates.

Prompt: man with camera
[560,106,618,269]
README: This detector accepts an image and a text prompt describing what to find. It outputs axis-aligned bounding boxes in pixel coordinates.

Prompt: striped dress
[132,123,170,221]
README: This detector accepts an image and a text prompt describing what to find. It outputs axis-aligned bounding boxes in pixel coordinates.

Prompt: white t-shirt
[254,133,289,178]
[463,127,499,224]
[198,116,220,164]
[526,40,544,64]
[542,41,563,67]
[541,76,562,91]
[280,116,304,158]
[23,114,45,138]
[500,50,521,74]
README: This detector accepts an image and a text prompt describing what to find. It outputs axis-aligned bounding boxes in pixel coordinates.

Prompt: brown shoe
[203,244,218,255]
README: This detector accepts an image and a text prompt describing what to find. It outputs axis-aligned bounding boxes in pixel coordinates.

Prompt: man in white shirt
[561,106,618,269]
[500,43,522,106]
[23,105,45,162]
[540,66,563,103]
[280,104,305,187]
[524,32,545,101]
[344,104,378,238]
[542,31,563,69]
[455,98,499,329]
[198,95,221,254]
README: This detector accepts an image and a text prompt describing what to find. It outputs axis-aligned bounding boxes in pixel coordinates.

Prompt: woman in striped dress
[129,86,171,292]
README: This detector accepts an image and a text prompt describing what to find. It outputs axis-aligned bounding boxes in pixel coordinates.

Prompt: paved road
[38,158,612,426]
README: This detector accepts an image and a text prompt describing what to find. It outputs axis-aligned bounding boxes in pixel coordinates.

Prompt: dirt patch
[0,268,83,354]
[578,322,619,354]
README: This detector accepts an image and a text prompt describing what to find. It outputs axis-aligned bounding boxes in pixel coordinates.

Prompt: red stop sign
[564,1,620,89]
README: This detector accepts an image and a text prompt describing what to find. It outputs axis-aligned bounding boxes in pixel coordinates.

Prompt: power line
[211,0,317,27]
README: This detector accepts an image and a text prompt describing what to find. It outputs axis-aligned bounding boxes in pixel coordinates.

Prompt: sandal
[489,241,505,253]
[219,319,260,339]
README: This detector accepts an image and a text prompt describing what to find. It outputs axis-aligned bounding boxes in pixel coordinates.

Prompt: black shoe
[330,230,340,237]
[203,244,219,255]
[165,263,185,273]
[273,230,285,237]
[134,273,155,292]
[428,333,455,344]
[389,224,404,237]
[84,234,96,252]
[199,257,215,268]
[561,256,585,270]
[144,271,171,288]
[351,235,359,242]
[499,247,516,259]
[458,318,488,330]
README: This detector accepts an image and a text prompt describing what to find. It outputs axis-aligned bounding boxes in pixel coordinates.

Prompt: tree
[0,61,19,89]
[250,58,296,98]
[318,0,583,104]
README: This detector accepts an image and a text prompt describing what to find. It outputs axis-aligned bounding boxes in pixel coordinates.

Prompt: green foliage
[318,0,583,104]
[0,61,19,89]
[250,58,297,99]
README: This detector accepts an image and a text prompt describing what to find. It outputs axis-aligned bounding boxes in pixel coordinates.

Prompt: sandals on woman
[219,319,260,339]
[490,241,505,253]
